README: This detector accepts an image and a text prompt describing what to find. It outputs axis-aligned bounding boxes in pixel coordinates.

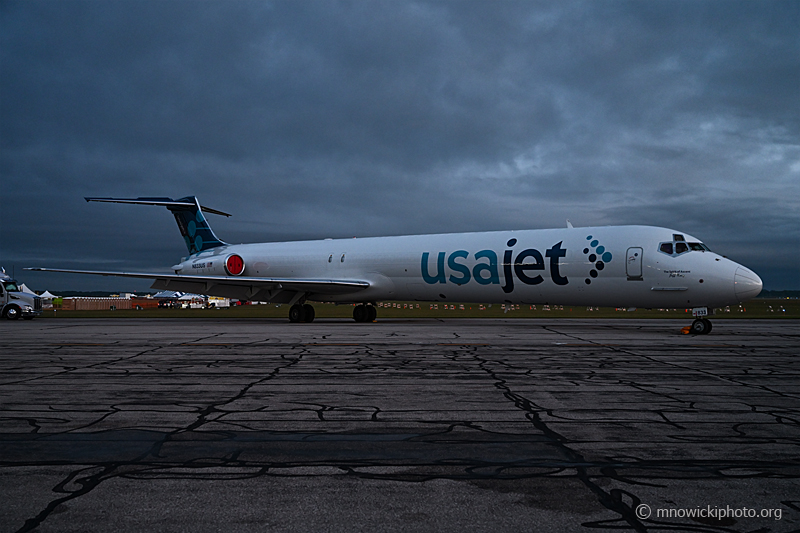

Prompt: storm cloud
[1,0,798,291]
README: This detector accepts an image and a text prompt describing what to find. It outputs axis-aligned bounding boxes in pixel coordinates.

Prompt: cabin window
[689,242,710,251]
[676,242,689,254]
[659,243,673,255]
[673,234,685,242]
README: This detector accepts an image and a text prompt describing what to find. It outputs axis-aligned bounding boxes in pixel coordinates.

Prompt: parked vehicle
[1,269,43,320]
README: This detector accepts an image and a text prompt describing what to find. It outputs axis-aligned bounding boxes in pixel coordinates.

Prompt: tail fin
[85,196,230,254]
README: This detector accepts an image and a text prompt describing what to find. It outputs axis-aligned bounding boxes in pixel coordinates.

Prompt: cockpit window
[658,238,709,257]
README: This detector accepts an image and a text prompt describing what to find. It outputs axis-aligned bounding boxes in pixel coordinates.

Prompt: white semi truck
[1,269,43,320]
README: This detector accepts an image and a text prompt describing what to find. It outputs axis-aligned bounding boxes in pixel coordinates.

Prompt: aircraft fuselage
[167,225,761,309]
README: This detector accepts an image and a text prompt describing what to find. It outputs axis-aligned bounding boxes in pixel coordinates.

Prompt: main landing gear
[288,303,316,323]
[353,304,377,323]
[288,303,378,323]
[690,318,713,335]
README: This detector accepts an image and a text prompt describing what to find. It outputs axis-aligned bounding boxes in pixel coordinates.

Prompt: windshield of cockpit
[2,281,20,292]
[657,234,711,257]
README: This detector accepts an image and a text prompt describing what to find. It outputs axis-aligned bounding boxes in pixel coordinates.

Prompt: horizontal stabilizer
[86,195,230,254]
[85,197,231,217]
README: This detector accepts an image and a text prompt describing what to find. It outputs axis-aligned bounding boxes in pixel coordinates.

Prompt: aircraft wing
[25,268,370,301]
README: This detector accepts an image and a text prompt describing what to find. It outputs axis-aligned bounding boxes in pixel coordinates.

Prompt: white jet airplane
[28,196,763,334]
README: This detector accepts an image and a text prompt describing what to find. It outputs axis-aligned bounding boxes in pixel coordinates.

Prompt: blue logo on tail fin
[168,197,227,254]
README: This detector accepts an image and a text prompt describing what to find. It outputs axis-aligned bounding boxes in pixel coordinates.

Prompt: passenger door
[626,247,643,280]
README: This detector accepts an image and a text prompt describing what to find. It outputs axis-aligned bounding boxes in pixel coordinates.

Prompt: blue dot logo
[583,235,613,285]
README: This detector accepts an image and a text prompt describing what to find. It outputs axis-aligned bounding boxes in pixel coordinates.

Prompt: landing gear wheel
[303,304,316,323]
[691,318,711,335]
[4,306,20,320]
[289,304,306,323]
[353,305,368,323]
[366,305,377,322]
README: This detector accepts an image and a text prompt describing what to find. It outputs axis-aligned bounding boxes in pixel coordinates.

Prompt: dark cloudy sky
[2,0,798,292]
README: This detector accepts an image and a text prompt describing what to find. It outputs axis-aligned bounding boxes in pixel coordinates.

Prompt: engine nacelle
[175,252,248,277]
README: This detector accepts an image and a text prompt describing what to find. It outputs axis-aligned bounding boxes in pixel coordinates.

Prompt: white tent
[19,283,37,295]
[38,290,58,299]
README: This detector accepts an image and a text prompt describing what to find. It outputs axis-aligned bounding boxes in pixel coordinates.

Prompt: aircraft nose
[734,266,763,301]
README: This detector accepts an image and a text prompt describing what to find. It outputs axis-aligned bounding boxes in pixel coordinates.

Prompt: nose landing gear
[690,318,713,335]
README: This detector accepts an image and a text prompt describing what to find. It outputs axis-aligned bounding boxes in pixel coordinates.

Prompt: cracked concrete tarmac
[0,318,798,532]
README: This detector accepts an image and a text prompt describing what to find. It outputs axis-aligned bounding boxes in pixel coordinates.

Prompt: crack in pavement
[469,340,650,532]
[12,337,304,532]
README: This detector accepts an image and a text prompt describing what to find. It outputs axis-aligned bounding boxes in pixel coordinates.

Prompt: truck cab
[1,271,43,320]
